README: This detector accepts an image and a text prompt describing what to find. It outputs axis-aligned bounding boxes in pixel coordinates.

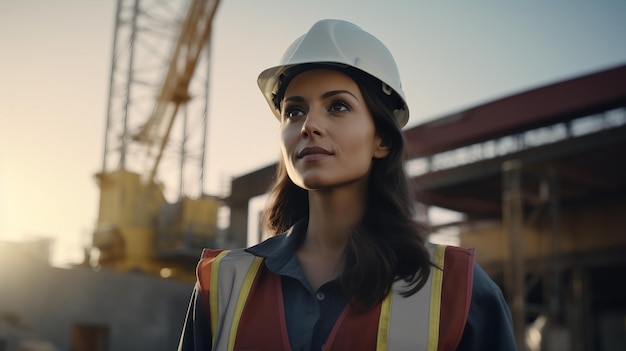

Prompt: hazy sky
[1,0,625,264]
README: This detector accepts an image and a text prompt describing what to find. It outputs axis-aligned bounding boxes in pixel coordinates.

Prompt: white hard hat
[257,19,409,127]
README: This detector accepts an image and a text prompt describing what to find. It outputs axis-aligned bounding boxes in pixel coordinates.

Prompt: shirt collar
[245,219,307,275]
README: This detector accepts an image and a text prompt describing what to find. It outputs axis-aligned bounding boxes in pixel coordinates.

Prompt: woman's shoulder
[199,233,288,261]
[470,261,506,301]
[245,233,288,256]
[426,242,475,259]
[458,263,516,350]
[436,244,509,321]
[435,243,504,298]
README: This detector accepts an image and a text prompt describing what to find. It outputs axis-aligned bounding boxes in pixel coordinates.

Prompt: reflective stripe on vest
[377,244,445,351]
[206,244,447,351]
[208,249,264,351]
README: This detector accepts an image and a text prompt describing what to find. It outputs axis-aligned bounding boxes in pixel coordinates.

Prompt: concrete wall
[0,243,194,351]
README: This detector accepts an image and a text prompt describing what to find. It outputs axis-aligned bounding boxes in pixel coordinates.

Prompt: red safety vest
[197,244,474,351]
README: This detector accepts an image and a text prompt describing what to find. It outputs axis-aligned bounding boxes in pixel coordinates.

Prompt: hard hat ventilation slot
[382,82,393,96]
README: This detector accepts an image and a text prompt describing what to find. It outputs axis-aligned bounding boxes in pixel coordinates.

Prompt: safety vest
[196,244,474,351]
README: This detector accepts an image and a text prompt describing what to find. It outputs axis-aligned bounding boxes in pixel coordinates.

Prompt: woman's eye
[329,101,350,112]
[283,107,305,118]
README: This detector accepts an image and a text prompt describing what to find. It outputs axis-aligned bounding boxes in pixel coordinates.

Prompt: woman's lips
[297,146,333,160]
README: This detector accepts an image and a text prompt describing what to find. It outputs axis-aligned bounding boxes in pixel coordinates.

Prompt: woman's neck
[304,182,367,254]
[296,180,368,290]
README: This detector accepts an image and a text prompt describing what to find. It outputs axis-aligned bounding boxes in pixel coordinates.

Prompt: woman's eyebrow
[283,89,359,103]
[322,90,359,101]
[283,95,305,103]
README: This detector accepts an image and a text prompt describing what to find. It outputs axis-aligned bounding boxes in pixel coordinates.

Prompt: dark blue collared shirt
[178,221,517,351]
[245,221,348,351]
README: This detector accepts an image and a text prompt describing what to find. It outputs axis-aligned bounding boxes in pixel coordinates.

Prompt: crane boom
[133,0,221,184]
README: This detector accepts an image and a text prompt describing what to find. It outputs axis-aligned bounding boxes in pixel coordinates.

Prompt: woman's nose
[301,109,324,138]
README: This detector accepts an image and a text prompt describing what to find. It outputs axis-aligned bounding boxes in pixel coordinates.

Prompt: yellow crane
[92,0,221,281]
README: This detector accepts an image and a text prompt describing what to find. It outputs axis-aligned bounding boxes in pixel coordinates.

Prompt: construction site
[1,0,625,350]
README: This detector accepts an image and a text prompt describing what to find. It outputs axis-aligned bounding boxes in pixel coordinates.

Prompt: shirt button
[316,292,325,301]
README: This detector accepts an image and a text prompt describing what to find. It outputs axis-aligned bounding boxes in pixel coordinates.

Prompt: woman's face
[279,69,389,191]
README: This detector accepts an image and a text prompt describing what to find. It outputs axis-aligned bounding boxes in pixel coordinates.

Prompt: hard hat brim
[257,61,409,127]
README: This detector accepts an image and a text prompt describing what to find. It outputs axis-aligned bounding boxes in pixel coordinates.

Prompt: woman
[178,19,516,351]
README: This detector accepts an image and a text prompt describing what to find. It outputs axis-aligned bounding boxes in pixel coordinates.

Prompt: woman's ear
[373,136,391,159]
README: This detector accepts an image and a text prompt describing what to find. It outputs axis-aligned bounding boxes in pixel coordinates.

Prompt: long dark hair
[264,65,432,309]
